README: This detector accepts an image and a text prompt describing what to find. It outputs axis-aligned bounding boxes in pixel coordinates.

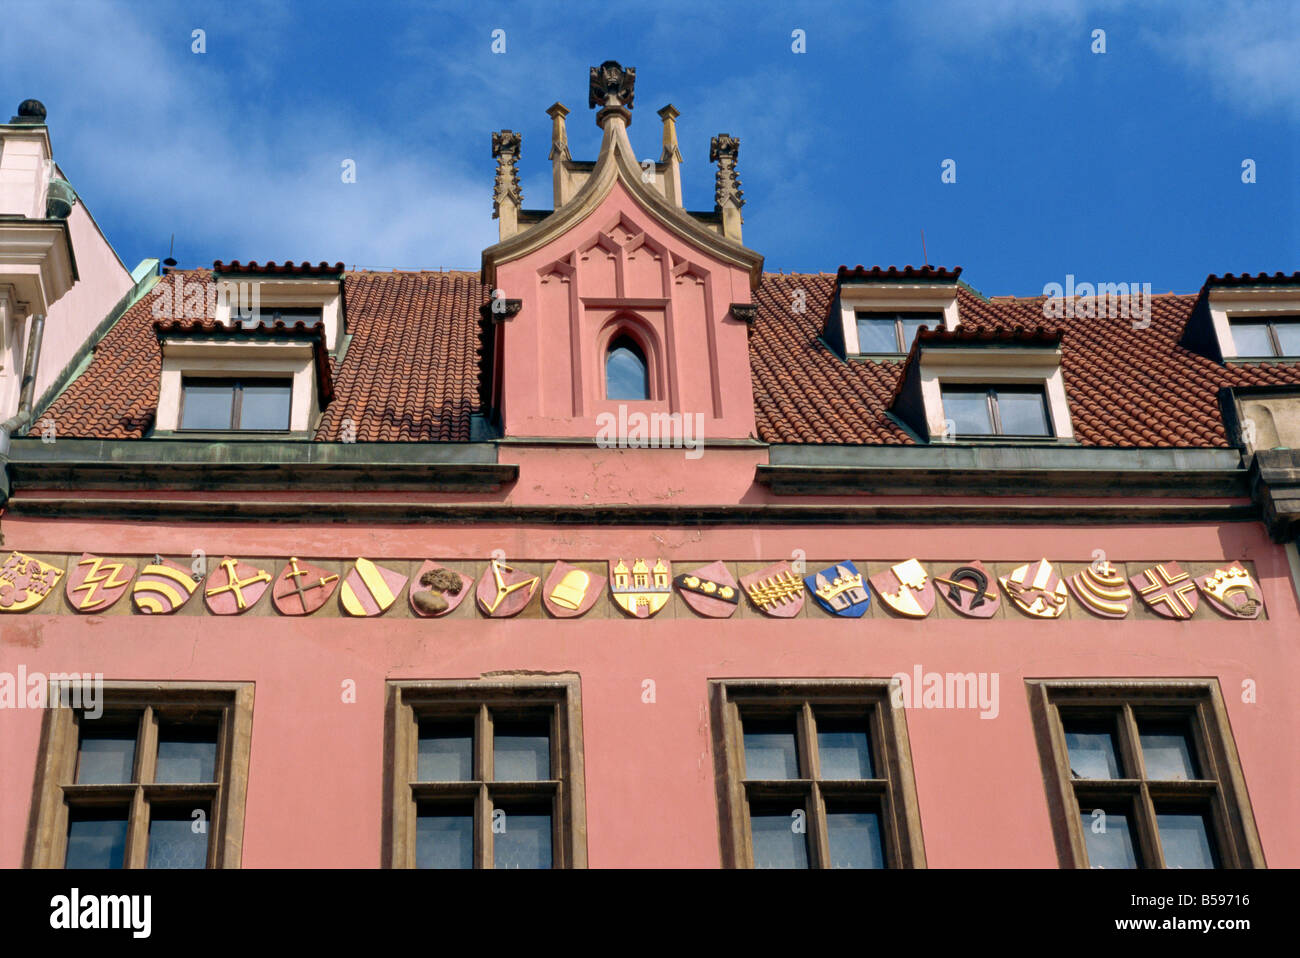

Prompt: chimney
[710,134,744,244]
[0,99,54,220]
[658,105,684,207]
[491,129,523,241]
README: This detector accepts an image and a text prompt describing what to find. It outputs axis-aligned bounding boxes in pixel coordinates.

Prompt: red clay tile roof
[213,260,344,276]
[37,269,487,441]
[838,264,962,282]
[750,275,1300,447]
[34,268,1300,448]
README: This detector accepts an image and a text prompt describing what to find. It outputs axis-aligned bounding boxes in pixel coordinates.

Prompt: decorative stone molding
[546,102,571,161]
[730,302,757,324]
[479,298,523,323]
[710,134,744,243]
[589,60,635,128]
[658,104,684,207]
[491,129,523,240]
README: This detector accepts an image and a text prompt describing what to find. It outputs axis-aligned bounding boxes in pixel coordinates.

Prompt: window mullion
[230,381,242,430]
[476,783,491,869]
[809,781,830,868]
[987,389,1002,435]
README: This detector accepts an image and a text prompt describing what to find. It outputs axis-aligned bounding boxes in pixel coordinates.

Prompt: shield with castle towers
[804,560,871,618]
[609,558,672,618]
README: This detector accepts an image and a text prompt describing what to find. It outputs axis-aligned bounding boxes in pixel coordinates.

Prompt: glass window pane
[493,724,549,781]
[995,388,1051,436]
[1231,322,1274,357]
[826,809,885,868]
[1273,321,1300,356]
[147,807,209,868]
[1157,811,1218,868]
[416,810,474,869]
[181,381,234,430]
[76,727,136,784]
[941,389,994,436]
[259,307,323,327]
[418,721,474,781]
[1063,721,1122,779]
[606,341,648,400]
[855,315,899,353]
[1081,808,1139,869]
[237,382,291,430]
[898,314,939,352]
[816,722,874,779]
[1138,721,1199,780]
[155,725,217,784]
[493,810,551,869]
[750,808,810,868]
[743,722,800,780]
[66,810,129,868]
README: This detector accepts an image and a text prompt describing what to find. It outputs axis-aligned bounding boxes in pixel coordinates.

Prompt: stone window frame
[1026,678,1265,869]
[385,674,587,869]
[709,678,927,869]
[26,681,255,869]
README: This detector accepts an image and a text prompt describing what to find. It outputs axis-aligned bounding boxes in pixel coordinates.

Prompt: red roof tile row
[33,268,1300,448]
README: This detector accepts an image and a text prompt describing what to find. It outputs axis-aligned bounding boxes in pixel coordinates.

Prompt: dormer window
[940,384,1053,438]
[605,335,649,400]
[180,377,292,432]
[855,312,943,355]
[250,306,323,329]
[828,267,962,360]
[1228,316,1300,359]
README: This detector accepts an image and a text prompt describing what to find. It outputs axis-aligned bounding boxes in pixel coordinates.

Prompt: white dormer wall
[156,339,319,433]
[919,346,1074,441]
[839,283,960,354]
[1207,287,1300,359]
[212,278,344,351]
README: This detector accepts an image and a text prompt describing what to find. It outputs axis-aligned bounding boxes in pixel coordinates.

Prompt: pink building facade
[1,64,1297,870]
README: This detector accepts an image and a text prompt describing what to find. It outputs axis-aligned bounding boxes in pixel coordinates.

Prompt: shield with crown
[1197,564,1263,619]
[609,558,672,618]
[804,560,870,618]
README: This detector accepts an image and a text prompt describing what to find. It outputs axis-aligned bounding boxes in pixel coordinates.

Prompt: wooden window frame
[709,679,926,868]
[385,674,587,869]
[178,376,293,432]
[1027,679,1265,869]
[940,383,1054,438]
[25,682,255,869]
[1228,316,1300,358]
[853,311,944,355]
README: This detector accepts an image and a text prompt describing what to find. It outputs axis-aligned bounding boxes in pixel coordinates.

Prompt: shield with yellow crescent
[0,551,64,613]
[65,553,135,613]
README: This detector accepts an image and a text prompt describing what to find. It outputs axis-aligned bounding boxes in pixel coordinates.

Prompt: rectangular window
[180,377,292,431]
[854,312,943,355]
[940,384,1053,437]
[710,680,926,868]
[387,675,586,869]
[1229,316,1300,358]
[27,683,254,868]
[1027,680,1264,869]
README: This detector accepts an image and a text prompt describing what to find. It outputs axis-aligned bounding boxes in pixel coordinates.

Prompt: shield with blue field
[804,561,870,617]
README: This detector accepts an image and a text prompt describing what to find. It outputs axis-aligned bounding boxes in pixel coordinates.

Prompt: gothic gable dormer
[480,61,764,442]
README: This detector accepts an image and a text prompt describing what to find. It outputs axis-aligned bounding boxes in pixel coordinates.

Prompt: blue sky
[2,0,1296,295]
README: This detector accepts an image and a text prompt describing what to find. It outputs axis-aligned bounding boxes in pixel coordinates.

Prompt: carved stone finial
[710,134,744,210]
[658,104,682,164]
[491,129,523,220]
[546,102,571,161]
[589,60,635,128]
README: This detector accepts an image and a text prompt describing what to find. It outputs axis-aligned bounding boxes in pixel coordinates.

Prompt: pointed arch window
[605,335,649,400]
